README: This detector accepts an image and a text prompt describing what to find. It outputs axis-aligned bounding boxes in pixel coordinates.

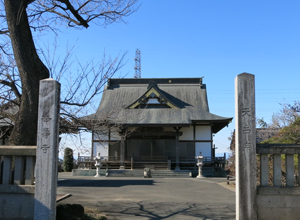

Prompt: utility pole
[134,49,141,78]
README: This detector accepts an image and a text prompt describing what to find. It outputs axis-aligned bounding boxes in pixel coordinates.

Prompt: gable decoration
[127,80,180,109]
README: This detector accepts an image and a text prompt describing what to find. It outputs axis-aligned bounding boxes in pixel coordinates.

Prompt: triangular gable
[127,80,180,109]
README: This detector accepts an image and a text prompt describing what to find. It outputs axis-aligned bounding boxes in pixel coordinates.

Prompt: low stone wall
[257,187,300,220]
[0,185,35,219]
[72,169,106,176]
[190,168,227,177]
[0,147,36,219]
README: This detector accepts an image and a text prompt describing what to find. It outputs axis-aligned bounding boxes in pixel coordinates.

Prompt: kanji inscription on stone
[42,112,52,122]
[42,128,51,139]
[243,124,251,149]
[41,144,50,153]
[242,108,252,150]
[242,108,251,116]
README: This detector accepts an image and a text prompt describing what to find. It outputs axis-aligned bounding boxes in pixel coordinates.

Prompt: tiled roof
[83,78,232,133]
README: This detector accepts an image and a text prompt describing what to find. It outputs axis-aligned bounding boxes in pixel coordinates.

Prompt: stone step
[106,170,143,177]
[106,169,191,178]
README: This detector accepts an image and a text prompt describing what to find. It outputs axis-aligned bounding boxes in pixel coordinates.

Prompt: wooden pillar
[108,127,111,162]
[167,159,171,170]
[120,136,125,169]
[235,73,257,220]
[175,135,180,171]
[151,139,153,160]
[91,131,94,159]
[211,125,213,159]
[34,78,60,220]
[193,124,196,159]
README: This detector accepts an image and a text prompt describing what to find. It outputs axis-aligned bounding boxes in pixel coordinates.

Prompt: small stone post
[235,73,257,220]
[34,79,60,220]
[131,157,134,170]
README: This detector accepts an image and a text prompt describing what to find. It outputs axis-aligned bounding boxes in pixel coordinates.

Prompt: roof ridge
[107,77,204,88]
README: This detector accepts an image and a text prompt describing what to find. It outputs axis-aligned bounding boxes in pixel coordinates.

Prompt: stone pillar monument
[235,73,257,220]
[34,79,60,220]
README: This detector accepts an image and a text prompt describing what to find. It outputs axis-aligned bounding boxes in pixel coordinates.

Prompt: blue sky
[40,0,300,155]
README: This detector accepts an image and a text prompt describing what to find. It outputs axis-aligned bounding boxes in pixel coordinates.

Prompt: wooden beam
[130,131,183,137]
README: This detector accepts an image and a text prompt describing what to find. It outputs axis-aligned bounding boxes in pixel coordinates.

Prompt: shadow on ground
[96,201,235,220]
[57,179,154,187]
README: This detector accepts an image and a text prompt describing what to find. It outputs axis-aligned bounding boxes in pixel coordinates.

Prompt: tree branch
[0,29,9,35]
[56,0,89,28]
[0,109,16,121]
[0,79,21,99]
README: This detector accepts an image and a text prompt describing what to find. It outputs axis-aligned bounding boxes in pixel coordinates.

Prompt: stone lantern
[144,168,152,178]
[196,152,204,178]
[94,152,102,177]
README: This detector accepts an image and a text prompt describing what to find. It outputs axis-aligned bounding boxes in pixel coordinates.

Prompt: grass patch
[83,208,109,220]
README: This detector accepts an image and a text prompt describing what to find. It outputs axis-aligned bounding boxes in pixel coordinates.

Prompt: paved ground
[57,173,235,220]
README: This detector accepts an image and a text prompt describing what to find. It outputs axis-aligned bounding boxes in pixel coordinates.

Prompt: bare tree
[0,0,139,145]
[256,117,268,128]
[270,102,300,128]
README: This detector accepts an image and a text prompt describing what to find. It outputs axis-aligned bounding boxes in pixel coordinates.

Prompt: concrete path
[57,173,235,220]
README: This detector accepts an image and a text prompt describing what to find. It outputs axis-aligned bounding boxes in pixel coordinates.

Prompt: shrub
[63,147,74,172]
[56,204,84,220]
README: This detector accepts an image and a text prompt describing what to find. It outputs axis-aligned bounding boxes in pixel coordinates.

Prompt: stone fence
[0,79,60,220]
[0,146,36,218]
[256,143,300,220]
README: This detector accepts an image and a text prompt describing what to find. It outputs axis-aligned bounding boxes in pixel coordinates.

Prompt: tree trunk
[5,0,49,145]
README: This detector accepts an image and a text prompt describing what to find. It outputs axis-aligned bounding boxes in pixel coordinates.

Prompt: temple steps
[106,169,191,178]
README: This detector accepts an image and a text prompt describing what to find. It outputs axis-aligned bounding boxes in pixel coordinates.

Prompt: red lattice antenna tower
[134,49,141,78]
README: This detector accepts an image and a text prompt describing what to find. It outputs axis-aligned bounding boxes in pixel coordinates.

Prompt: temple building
[81,78,232,171]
